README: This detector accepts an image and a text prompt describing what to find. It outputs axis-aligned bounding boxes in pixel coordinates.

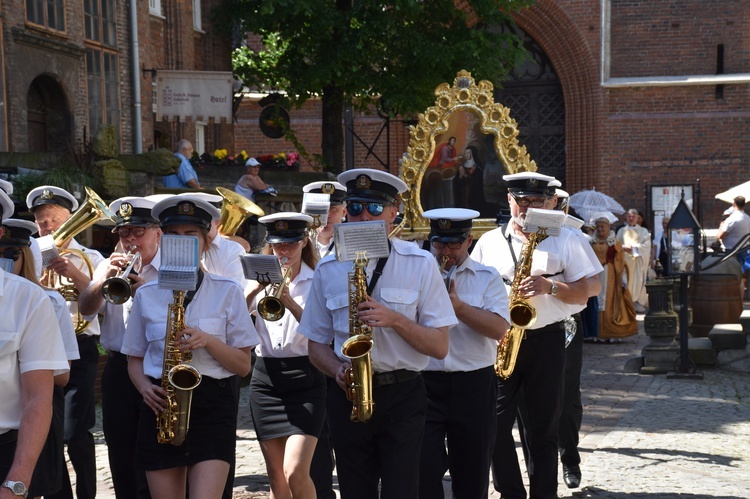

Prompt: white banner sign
[157,70,233,121]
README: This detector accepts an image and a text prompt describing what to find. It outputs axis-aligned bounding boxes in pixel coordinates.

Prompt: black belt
[372,369,421,388]
[525,320,565,338]
[108,350,127,361]
[0,430,18,446]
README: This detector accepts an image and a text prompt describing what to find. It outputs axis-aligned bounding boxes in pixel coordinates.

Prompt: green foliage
[93,125,120,159]
[10,155,100,205]
[96,159,129,198]
[223,0,534,117]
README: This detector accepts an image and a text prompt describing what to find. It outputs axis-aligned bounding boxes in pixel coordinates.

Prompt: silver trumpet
[102,247,142,305]
[257,257,291,321]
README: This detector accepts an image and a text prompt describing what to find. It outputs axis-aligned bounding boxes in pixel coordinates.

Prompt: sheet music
[523,208,565,237]
[37,234,60,268]
[563,214,585,230]
[158,235,199,291]
[334,220,390,262]
[240,254,284,283]
[302,193,330,228]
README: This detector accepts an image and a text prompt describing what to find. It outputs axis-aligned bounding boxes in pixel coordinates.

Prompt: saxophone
[157,290,202,445]
[341,251,375,423]
[495,229,548,379]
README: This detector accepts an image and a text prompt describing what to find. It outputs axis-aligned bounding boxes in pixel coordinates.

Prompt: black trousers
[327,374,427,499]
[309,376,336,499]
[101,353,151,499]
[0,431,19,483]
[491,326,565,499]
[558,315,583,469]
[419,367,496,499]
[49,334,98,499]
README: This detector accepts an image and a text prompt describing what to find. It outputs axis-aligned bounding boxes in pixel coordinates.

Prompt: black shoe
[563,464,581,489]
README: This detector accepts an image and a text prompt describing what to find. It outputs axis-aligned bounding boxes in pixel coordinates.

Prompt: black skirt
[249,356,327,441]
[29,386,65,497]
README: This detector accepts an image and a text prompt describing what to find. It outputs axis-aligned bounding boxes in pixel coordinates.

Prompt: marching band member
[471,172,601,499]
[26,185,104,499]
[302,181,347,259]
[122,195,258,499]
[1,217,78,498]
[78,196,163,498]
[419,208,509,499]
[0,189,68,499]
[298,169,457,499]
[246,212,326,498]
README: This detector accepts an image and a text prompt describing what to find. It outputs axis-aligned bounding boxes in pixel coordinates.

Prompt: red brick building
[234,0,750,228]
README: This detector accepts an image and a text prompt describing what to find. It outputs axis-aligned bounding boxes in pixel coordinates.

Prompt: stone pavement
[79,311,750,498]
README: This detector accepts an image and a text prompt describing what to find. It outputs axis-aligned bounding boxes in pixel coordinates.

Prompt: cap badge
[355,174,372,189]
[527,178,539,187]
[438,219,452,230]
[41,189,54,201]
[275,221,289,231]
[119,203,133,218]
[177,202,195,216]
[322,183,335,195]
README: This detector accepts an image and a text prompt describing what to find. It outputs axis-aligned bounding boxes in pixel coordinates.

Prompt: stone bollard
[641,279,680,374]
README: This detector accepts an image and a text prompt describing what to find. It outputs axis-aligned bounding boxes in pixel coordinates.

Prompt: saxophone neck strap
[366,241,391,296]
[183,269,204,309]
[502,224,558,279]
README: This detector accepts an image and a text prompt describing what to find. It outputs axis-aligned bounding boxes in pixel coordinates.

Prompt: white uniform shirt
[426,256,509,372]
[93,250,161,353]
[472,225,601,327]
[316,238,336,260]
[1,269,69,432]
[252,263,314,358]
[122,273,259,380]
[46,290,80,375]
[298,238,458,372]
[203,235,246,287]
[61,239,105,337]
[720,209,750,250]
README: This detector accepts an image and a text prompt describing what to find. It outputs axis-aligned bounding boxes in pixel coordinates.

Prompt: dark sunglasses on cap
[346,202,387,217]
[1,248,21,261]
[510,194,549,208]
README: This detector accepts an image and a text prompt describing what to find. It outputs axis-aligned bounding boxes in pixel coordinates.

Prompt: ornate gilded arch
[399,70,537,239]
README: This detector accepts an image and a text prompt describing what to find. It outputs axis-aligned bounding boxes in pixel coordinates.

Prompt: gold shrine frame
[398,70,537,240]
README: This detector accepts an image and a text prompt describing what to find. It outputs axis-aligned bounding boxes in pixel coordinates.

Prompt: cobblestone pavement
[77,311,750,498]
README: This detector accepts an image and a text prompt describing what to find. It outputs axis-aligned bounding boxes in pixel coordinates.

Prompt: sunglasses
[431,241,463,250]
[511,194,549,208]
[346,202,387,217]
[113,226,151,238]
[270,240,304,247]
[1,248,21,261]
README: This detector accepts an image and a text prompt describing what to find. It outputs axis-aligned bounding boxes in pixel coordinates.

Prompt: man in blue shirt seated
[163,139,203,189]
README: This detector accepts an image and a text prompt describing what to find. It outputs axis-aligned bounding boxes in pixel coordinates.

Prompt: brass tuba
[45,187,115,333]
[495,229,548,379]
[216,187,264,237]
[257,258,292,322]
[157,290,202,446]
[341,251,375,423]
[102,247,142,305]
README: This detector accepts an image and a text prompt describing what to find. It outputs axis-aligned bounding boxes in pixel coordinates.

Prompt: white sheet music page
[523,208,565,237]
[240,254,284,283]
[158,235,199,291]
[302,193,330,228]
[563,214,585,230]
[333,220,390,262]
[37,234,60,267]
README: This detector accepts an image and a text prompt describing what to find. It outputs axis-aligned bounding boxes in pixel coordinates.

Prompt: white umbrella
[569,189,625,215]
[715,180,750,204]
[573,208,619,225]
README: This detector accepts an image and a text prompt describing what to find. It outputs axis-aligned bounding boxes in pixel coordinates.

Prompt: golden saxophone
[157,290,202,446]
[495,229,548,379]
[341,251,375,423]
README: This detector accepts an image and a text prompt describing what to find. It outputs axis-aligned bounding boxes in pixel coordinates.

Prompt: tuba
[157,290,202,446]
[102,247,142,305]
[495,228,548,379]
[216,187,264,237]
[341,251,375,423]
[257,257,292,321]
[45,187,115,333]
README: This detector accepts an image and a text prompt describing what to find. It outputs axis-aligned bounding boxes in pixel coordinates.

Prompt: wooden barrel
[687,273,743,336]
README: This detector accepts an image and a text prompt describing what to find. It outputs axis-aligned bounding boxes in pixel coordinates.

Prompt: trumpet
[257,258,292,321]
[102,247,142,305]
[438,255,456,292]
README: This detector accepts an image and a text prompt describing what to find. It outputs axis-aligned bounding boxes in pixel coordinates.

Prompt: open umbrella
[715,180,750,204]
[573,209,619,225]
[569,189,625,215]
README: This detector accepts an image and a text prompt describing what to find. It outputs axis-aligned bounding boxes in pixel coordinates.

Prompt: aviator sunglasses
[510,194,550,208]
[346,201,387,217]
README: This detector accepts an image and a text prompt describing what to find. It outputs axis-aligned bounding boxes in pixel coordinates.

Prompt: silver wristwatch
[1,480,28,498]
[550,280,559,296]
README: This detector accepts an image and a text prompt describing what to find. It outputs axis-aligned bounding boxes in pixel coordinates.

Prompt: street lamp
[666,195,704,379]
